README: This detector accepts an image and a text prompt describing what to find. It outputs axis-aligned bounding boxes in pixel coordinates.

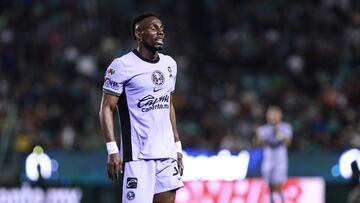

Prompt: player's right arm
[99,92,122,180]
[254,126,265,147]
[99,58,127,181]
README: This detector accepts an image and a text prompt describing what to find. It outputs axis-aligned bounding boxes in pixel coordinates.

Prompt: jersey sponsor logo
[137,95,170,112]
[104,78,120,90]
[126,177,138,189]
[167,67,173,78]
[152,70,165,86]
[126,191,135,201]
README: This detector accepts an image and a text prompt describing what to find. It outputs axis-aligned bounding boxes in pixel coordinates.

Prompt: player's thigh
[121,160,156,203]
[271,161,288,185]
[261,161,272,183]
[153,190,176,203]
[154,158,183,195]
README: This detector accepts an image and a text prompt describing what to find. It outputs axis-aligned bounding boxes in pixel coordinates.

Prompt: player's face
[137,17,165,52]
[266,108,282,125]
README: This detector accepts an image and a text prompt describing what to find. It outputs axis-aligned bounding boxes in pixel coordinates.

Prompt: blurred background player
[99,13,183,203]
[1,1,360,202]
[255,106,293,203]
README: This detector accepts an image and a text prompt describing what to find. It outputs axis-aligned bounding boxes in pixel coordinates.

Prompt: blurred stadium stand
[1,0,360,202]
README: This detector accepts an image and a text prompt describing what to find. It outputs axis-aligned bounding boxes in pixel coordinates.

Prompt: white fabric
[102,50,178,160]
[121,159,183,203]
[175,141,182,153]
[106,141,119,155]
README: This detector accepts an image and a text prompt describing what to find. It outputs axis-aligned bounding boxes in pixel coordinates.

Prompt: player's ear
[134,30,142,41]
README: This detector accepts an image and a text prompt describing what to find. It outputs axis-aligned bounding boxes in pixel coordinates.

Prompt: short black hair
[267,105,281,112]
[132,12,159,40]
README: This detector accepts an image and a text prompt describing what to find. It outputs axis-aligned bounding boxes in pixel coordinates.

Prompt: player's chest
[126,64,175,91]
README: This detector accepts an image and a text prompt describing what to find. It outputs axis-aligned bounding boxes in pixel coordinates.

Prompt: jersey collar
[132,49,160,64]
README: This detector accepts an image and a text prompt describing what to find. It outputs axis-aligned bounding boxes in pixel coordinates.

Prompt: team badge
[126,177,138,189]
[127,191,135,201]
[152,70,165,86]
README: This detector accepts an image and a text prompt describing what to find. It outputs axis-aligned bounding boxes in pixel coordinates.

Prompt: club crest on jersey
[152,70,165,86]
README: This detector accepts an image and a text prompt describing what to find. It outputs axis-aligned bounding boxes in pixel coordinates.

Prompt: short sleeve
[102,59,127,96]
[169,57,177,93]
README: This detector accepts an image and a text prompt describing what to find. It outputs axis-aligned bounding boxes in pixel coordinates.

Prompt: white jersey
[102,50,177,161]
[258,122,293,183]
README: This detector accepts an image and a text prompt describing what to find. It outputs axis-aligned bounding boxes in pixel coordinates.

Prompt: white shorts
[121,158,183,203]
[261,158,288,185]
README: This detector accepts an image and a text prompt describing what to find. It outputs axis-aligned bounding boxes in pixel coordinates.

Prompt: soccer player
[255,106,293,203]
[99,13,184,203]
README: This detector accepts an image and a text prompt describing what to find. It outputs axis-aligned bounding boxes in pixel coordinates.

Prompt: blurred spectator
[0,0,359,154]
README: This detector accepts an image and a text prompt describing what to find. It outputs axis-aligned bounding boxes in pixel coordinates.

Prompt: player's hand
[177,152,184,176]
[275,131,286,141]
[107,153,122,180]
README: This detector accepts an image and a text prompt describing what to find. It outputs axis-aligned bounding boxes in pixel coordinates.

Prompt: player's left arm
[170,94,184,176]
[282,137,291,146]
[281,124,293,146]
[283,136,292,146]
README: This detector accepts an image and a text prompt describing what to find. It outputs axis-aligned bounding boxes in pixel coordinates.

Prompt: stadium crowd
[0,0,360,154]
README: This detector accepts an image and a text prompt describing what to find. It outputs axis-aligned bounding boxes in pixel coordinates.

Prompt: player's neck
[137,46,159,62]
[270,122,280,126]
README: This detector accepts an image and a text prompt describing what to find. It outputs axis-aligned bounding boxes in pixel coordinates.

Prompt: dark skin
[99,16,183,203]
[134,16,165,59]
